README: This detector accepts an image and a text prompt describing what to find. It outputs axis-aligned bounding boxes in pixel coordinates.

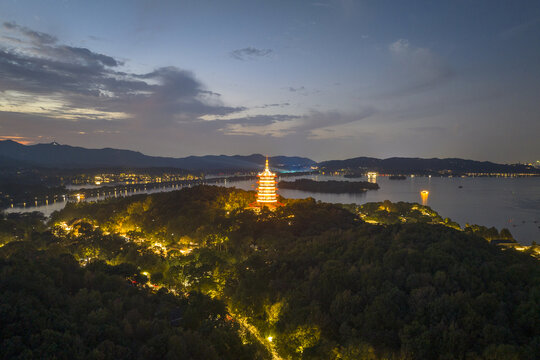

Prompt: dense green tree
[0,248,264,360]
[3,186,538,359]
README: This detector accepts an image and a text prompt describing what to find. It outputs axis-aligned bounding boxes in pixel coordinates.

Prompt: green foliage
[0,212,47,246]
[348,200,516,243]
[4,186,539,359]
[50,186,255,245]
[0,248,262,360]
[350,201,452,227]
[227,221,540,359]
[464,224,517,243]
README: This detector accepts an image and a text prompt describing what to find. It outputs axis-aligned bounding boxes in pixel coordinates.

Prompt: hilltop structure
[249,157,283,209]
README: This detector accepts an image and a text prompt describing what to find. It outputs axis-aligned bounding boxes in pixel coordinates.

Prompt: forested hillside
[0,252,262,359]
[1,186,539,359]
[318,156,539,175]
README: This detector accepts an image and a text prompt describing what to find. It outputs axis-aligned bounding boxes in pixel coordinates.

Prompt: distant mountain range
[0,140,315,172]
[319,156,539,175]
[1,140,537,174]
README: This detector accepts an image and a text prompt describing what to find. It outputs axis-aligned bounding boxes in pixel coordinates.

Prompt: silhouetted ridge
[0,140,315,171]
[319,156,537,174]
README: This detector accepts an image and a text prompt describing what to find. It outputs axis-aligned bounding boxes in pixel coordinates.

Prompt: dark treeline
[1,186,539,359]
[319,157,540,175]
[279,178,379,193]
[211,171,318,182]
[0,168,67,209]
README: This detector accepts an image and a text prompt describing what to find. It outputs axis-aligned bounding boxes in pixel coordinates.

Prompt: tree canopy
[1,185,538,359]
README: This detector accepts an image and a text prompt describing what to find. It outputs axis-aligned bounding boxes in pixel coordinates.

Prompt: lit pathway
[229,311,282,360]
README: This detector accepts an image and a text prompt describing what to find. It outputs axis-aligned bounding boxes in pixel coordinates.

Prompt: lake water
[222,175,540,245]
[5,175,540,245]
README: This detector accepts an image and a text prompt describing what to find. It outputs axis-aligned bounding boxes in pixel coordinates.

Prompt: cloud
[383,39,454,97]
[230,47,272,60]
[388,38,410,54]
[499,17,540,40]
[285,86,319,96]
[407,125,445,133]
[219,108,376,138]
[0,22,380,156]
[294,108,376,134]
[311,2,333,8]
[222,114,299,126]
[0,22,242,125]
[256,102,290,109]
[0,111,126,144]
[287,86,305,92]
[3,21,57,44]
[203,114,298,137]
[0,135,34,145]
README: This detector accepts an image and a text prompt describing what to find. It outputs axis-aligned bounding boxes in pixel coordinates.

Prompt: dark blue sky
[0,0,539,162]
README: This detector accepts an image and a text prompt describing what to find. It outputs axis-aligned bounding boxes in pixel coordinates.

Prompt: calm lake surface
[222,175,540,245]
[6,175,540,245]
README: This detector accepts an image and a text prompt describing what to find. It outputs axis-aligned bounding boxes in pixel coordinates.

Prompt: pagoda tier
[256,158,278,203]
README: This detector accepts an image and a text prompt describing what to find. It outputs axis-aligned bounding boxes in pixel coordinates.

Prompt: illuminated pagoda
[250,157,283,209]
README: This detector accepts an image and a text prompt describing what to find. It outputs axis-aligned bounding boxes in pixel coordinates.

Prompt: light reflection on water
[224,175,540,245]
[5,175,540,245]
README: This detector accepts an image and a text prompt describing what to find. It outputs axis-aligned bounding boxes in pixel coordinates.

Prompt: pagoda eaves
[249,157,283,209]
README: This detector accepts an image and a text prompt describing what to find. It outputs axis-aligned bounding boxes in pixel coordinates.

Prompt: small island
[278,178,379,193]
[343,172,364,178]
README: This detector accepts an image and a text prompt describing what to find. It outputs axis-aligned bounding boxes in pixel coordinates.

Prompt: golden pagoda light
[256,157,278,203]
[249,157,284,209]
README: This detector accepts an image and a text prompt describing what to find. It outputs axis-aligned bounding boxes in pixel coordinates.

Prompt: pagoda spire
[248,156,283,209]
